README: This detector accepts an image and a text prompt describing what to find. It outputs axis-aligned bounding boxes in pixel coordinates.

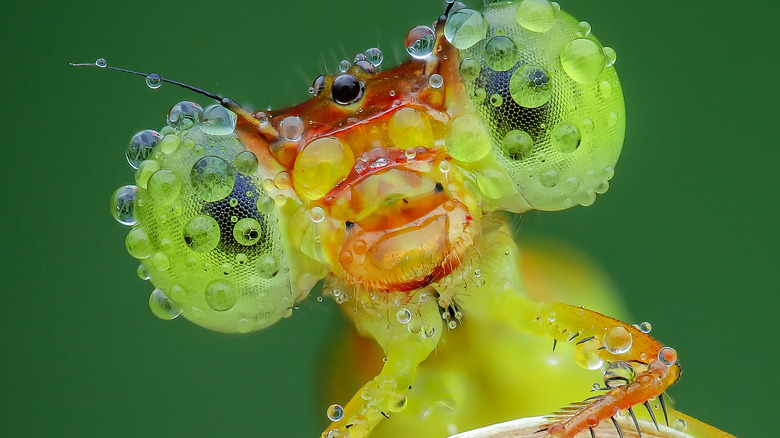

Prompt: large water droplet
[603,326,632,354]
[147,170,182,205]
[602,46,617,67]
[552,122,581,153]
[126,227,153,259]
[327,404,344,421]
[256,254,280,278]
[167,101,203,130]
[149,289,181,320]
[309,206,326,223]
[280,116,304,141]
[574,339,604,370]
[484,36,519,71]
[200,104,237,136]
[204,279,237,311]
[190,156,235,202]
[501,130,534,160]
[603,361,636,388]
[428,74,444,89]
[658,346,677,366]
[233,150,259,176]
[560,38,605,84]
[421,324,436,339]
[459,58,481,81]
[539,169,559,187]
[396,308,412,324]
[110,185,137,225]
[444,8,488,50]
[233,218,262,246]
[145,73,162,89]
[446,113,492,162]
[509,65,552,108]
[126,130,161,169]
[183,215,221,253]
[405,25,435,59]
[364,48,384,67]
[515,0,557,33]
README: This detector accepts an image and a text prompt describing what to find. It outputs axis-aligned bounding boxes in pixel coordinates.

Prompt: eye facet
[331,74,362,105]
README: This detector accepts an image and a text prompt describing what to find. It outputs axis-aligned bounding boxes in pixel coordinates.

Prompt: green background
[2,0,775,436]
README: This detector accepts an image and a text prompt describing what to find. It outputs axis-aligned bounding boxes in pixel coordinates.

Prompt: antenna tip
[69,58,108,68]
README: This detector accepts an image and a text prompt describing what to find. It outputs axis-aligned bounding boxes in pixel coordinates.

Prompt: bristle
[589,427,596,438]
[659,393,669,426]
[644,401,659,431]
[553,338,558,351]
[610,416,624,438]
[628,407,642,438]
[577,336,596,345]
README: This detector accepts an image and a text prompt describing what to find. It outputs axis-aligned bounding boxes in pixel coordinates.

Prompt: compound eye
[309,75,326,96]
[331,74,362,105]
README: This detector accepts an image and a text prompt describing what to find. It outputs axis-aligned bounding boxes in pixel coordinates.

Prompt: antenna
[70,58,262,126]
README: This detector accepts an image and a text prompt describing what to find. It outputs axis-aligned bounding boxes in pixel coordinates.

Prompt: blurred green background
[2,0,775,436]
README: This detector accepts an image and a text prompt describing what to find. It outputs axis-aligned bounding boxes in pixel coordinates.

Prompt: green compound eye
[449,0,625,211]
[111,101,293,333]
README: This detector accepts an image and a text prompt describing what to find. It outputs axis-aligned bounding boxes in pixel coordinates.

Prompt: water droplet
[145,73,162,89]
[539,169,559,187]
[439,161,451,173]
[200,104,237,136]
[500,130,534,160]
[126,227,152,259]
[421,324,436,339]
[325,404,346,423]
[509,64,552,108]
[256,254,279,278]
[309,206,326,223]
[474,87,487,101]
[167,101,203,130]
[405,25,435,59]
[338,59,351,72]
[560,38,605,84]
[280,116,304,141]
[581,118,595,134]
[183,215,221,253]
[607,111,618,127]
[673,419,687,431]
[149,289,181,320]
[190,156,235,202]
[638,321,652,333]
[552,122,581,153]
[364,48,383,67]
[576,21,592,37]
[603,326,633,354]
[459,58,481,81]
[235,318,253,333]
[110,185,137,225]
[233,218,262,246]
[484,36,519,71]
[446,113,492,162]
[574,339,604,370]
[428,73,444,88]
[447,320,457,329]
[95,58,107,68]
[603,361,636,388]
[444,8,488,50]
[599,80,613,98]
[547,311,557,322]
[232,150,259,176]
[137,264,150,280]
[396,308,412,324]
[515,0,557,33]
[147,170,182,205]
[658,346,677,366]
[591,383,601,391]
[204,279,237,311]
[152,252,170,272]
[126,130,161,168]
[489,93,503,107]
[603,46,617,67]
[404,148,417,160]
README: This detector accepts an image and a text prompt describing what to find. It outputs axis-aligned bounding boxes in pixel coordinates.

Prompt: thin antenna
[70,58,261,126]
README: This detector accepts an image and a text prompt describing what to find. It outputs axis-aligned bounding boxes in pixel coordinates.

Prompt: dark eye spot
[345,221,355,230]
[434,183,444,193]
[332,74,362,105]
